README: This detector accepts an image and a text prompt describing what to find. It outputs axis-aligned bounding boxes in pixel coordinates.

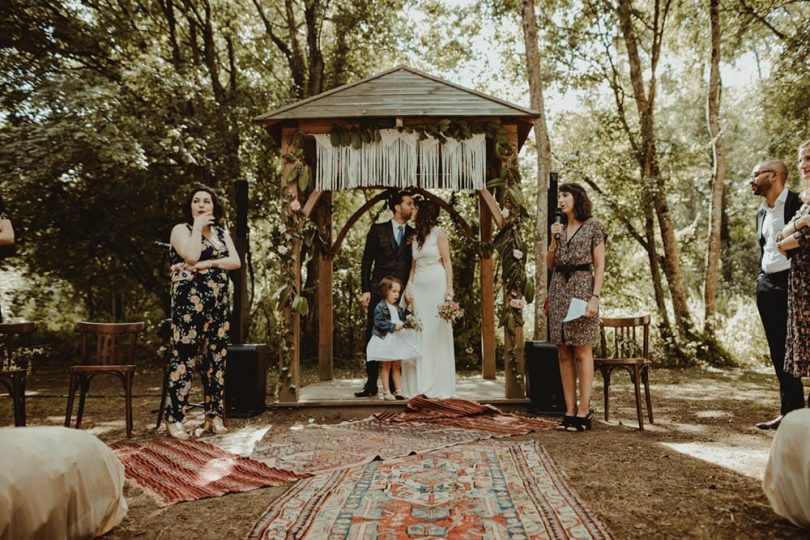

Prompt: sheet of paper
[563,298,588,322]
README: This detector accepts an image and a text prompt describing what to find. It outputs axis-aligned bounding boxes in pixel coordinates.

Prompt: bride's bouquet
[403,313,423,332]
[437,300,464,323]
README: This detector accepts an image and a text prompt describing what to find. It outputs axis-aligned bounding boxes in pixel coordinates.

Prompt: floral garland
[273,132,314,399]
[489,142,533,389]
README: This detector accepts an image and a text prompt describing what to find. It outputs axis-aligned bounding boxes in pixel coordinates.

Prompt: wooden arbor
[256,66,540,402]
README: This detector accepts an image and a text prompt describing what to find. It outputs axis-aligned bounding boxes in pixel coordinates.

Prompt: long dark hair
[414,198,440,248]
[559,182,592,223]
[182,184,225,225]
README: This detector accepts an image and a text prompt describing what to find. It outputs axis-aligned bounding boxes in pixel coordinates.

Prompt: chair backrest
[597,315,651,360]
[0,321,38,370]
[74,321,146,366]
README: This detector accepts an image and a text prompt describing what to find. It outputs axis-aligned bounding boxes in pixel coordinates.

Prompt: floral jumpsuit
[165,225,231,422]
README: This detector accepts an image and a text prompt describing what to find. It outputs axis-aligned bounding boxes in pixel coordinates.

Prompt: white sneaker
[165,420,189,439]
[203,416,228,435]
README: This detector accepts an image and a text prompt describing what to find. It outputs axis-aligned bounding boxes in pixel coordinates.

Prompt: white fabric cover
[314,130,485,190]
[0,426,127,539]
[763,409,810,529]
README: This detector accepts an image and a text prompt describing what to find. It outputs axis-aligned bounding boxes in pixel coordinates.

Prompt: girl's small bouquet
[437,299,464,323]
[403,312,423,332]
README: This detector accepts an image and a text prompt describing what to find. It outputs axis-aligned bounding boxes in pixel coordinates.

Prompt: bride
[401,198,456,399]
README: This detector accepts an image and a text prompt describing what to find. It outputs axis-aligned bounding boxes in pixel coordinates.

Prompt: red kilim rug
[376,395,558,435]
[112,439,308,507]
[248,441,612,539]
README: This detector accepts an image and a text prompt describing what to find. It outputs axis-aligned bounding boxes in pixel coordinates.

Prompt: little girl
[366,276,421,400]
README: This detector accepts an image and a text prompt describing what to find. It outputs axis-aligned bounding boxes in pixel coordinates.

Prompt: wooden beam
[479,193,496,380]
[478,188,506,229]
[503,124,526,399]
[303,190,324,218]
[279,127,301,403]
[331,190,390,257]
[317,192,333,381]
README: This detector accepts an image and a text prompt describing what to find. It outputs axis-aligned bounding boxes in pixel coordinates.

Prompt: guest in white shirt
[750,159,804,430]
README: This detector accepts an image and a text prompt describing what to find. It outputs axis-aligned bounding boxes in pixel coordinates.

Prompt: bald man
[751,159,805,429]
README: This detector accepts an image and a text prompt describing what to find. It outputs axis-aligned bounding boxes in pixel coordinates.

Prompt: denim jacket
[372,300,411,339]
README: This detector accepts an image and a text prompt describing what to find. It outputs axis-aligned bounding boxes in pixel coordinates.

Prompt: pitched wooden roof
[256,65,540,123]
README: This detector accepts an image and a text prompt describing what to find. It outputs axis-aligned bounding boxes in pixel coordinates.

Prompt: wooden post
[317,192,333,380]
[479,193,496,379]
[279,127,301,402]
[503,124,526,399]
[230,179,249,344]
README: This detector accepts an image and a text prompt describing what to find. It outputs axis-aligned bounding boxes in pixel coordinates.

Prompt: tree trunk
[519,0,553,340]
[616,0,695,340]
[704,0,726,337]
[644,206,671,335]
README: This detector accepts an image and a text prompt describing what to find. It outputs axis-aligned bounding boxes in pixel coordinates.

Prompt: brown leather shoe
[756,415,783,430]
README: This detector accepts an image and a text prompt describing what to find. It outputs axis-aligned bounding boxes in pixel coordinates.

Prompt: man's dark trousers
[363,287,382,393]
[756,270,804,415]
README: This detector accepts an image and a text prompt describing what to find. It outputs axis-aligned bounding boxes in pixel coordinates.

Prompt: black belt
[555,263,592,280]
[761,269,789,283]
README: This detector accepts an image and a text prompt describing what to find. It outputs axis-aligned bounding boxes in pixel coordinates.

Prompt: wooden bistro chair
[0,321,38,426]
[65,321,145,438]
[594,315,654,431]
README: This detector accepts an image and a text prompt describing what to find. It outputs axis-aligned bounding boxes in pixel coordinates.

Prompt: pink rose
[509,298,525,310]
[290,200,301,212]
[513,249,523,260]
[501,208,510,219]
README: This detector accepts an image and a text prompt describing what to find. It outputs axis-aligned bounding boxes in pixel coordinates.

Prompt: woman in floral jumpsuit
[165,185,241,439]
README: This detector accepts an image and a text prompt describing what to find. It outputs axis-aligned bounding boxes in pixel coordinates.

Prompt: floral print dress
[547,218,607,346]
[165,225,231,422]
[785,204,810,378]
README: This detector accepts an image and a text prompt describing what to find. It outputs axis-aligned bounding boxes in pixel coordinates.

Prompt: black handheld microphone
[554,209,563,241]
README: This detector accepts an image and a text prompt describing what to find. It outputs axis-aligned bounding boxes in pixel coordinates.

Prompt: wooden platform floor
[269,376,530,416]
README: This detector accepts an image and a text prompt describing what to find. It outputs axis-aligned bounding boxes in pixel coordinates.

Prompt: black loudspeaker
[525,341,565,415]
[225,344,268,418]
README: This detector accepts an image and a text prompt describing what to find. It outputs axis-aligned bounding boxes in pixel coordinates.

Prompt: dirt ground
[1,365,806,539]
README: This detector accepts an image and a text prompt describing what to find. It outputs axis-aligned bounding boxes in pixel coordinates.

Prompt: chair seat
[594,357,647,366]
[69,365,135,373]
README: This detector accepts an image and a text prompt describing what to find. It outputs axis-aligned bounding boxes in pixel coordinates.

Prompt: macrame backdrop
[313,130,486,191]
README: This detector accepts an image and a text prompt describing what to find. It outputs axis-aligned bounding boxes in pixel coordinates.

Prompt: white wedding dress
[400,227,456,399]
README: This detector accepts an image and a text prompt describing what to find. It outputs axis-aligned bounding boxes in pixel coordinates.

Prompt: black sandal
[556,415,575,431]
[573,411,594,431]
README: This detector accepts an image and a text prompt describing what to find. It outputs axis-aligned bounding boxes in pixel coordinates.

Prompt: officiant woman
[546,182,606,432]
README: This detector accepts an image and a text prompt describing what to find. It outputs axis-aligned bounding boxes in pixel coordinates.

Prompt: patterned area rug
[112,439,308,507]
[248,398,556,475]
[248,441,612,539]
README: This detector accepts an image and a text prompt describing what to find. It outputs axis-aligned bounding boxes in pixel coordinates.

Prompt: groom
[354,190,415,397]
